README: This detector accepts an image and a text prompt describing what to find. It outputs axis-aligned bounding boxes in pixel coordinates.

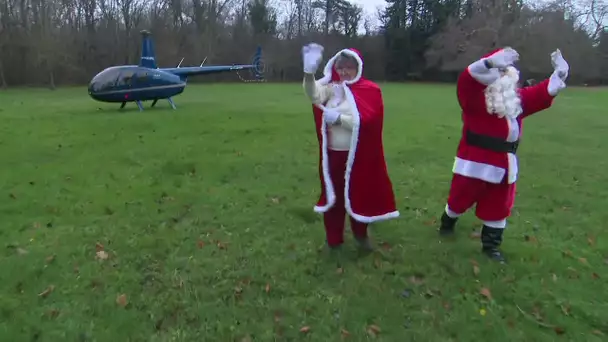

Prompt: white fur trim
[505,116,519,184]
[467,59,500,85]
[313,85,399,223]
[445,204,462,218]
[483,219,507,229]
[318,49,363,85]
[452,157,505,184]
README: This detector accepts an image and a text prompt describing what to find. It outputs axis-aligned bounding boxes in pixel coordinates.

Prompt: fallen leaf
[469,231,481,239]
[196,240,205,248]
[442,301,451,310]
[16,248,28,255]
[96,250,108,260]
[367,324,381,337]
[592,272,600,279]
[480,287,492,300]
[578,257,588,265]
[46,309,60,319]
[95,242,104,252]
[341,328,351,337]
[270,197,280,204]
[423,219,436,226]
[116,294,128,307]
[336,267,344,274]
[524,235,537,243]
[552,274,558,282]
[380,242,391,250]
[409,275,425,285]
[587,236,596,246]
[592,329,604,336]
[240,335,253,342]
[45,255,56,264]
[562,250,573,258]
[561,303,571,316]
[38,285,55,298]
[554,326,565,335]
[473,265,480,276]
[265,283,271,293]
[299,326,310,333]
[217,241,227,250]
[373,257,382,269]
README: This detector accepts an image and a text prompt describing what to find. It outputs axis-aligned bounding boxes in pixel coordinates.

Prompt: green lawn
[0,82,607,341]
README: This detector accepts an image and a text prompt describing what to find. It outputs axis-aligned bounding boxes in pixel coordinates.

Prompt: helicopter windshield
[89,67,122,92]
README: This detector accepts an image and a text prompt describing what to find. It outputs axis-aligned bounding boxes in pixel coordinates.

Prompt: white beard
[484,66,523,119]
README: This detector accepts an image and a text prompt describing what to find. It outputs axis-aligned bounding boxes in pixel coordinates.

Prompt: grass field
[1,82,607,341]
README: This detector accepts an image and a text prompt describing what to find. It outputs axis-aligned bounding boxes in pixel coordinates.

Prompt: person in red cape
[301,43,399,251]
[437,47,570,263]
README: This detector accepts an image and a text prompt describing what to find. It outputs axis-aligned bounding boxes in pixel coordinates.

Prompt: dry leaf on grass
[299,326,310,333]
[336,267,344,274]
[95,242,104,252]
[341,328,351,337]
[38,285,55,298]
[578,257,588,265]
[96,250,108,260]
[116,294,128,307]
[265,283,271,293]
[45,255,56,264]
[480,287,492,300]
[367,324,381,337]
[473,265,480,276]
[196,240,205,248]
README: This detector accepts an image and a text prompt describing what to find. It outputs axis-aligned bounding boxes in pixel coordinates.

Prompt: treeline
[0,0,606,88]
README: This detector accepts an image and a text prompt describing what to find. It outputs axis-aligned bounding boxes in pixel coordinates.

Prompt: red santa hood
[311,48,399,223]
[317,48,364,85]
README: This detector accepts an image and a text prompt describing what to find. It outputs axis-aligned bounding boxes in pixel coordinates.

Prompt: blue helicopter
[88,30,264,111]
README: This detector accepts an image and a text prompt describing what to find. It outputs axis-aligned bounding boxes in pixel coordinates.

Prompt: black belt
[465,130,519,154]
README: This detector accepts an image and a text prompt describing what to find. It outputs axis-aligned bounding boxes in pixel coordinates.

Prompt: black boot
[481,225,506,263]
[439,212,458,236]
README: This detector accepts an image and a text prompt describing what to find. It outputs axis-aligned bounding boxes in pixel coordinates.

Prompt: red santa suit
[304,48,399,247]
[445,49,557,227]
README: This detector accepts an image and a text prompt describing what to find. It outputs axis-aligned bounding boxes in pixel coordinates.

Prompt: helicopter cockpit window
[90,68,121,92]
[117,70,135,87]
[135,70,149,81]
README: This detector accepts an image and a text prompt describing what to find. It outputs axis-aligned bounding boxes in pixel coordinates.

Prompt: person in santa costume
[301,43,399,251]
[437,47,570,263]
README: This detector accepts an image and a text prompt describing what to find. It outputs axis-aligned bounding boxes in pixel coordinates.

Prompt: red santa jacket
[453,51,556,184]
[311,48,399,223]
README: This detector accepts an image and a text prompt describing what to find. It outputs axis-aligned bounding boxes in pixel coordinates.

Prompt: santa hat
[318,48,364,85]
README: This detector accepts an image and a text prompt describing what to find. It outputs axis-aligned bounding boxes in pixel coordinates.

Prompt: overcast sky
[350,0,386,14]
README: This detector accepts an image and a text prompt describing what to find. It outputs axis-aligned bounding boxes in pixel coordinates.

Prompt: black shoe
[480,225,506,263]
[439,212,458,236]
[355,236,373,252]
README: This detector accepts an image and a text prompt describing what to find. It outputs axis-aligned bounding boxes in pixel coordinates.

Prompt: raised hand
[486,47,519,69]
[302,43,324,74]
[323,108,340,124]
[551,49,569,80]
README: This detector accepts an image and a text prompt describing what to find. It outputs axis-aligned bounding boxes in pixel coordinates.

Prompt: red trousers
[447,173,516,221]
[324,150,368,246]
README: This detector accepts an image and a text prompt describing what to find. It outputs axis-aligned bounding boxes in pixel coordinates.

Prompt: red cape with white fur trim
[311,48,399,223]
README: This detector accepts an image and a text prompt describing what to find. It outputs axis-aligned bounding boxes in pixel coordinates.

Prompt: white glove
[548,70,566,96]
[323,108,340,124]
[485,47,519,69]
[551,49,569,81]
[302,43,324,74]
